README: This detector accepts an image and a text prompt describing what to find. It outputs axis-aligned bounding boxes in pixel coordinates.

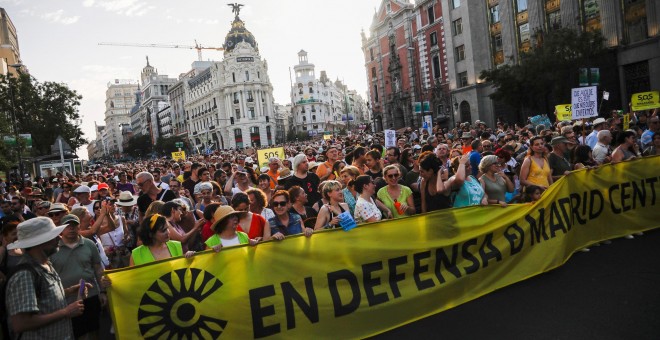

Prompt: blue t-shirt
[268,213,304,236]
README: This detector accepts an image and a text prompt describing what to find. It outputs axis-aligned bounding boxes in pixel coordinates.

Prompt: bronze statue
[227,3,243,17]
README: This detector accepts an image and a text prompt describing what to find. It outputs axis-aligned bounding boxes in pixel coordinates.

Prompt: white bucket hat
[116,191,138,206]
[7,217,66,250]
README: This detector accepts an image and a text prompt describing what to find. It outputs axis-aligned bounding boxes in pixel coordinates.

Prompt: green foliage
[0,73,87,169]
[124,134,152,158]
[480,28,606,117]
[154,135,187,155]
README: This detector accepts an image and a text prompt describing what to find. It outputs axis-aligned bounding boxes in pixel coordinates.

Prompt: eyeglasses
[48,211,65,217]
[136,181,146,187]
[386,173,399,179]
[272,201,288,207]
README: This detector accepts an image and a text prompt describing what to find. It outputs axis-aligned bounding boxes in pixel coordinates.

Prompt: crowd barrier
[106,155,660,339]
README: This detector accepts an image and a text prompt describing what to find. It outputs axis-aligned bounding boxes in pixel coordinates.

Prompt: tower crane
[98,40,224,61]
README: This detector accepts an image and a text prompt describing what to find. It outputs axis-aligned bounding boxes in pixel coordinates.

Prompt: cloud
[41,9,80,25]
[81,0,155,16]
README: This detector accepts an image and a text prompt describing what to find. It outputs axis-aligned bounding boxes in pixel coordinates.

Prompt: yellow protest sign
[555,104,572,121]
[171,151,186,161]
[631,91,660,111]
[323,134,332,140]
[256,147,285,167]
[623,113,630,130]
[107,156,660,338]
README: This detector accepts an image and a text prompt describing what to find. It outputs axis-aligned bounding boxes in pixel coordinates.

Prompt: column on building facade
[561,0,580,29]
[501,0,518,65]
[600,0,621,47]
[527,0,545,34]
[647,0,659,37]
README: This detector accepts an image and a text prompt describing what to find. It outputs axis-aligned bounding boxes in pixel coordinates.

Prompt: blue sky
[1,0,386,158]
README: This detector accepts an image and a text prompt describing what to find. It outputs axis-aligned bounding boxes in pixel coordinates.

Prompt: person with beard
[4,217,87,339]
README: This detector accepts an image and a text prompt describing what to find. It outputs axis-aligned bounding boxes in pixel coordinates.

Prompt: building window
[458,71,468,87]
[235,109,240,120]
[234,128,243,148]
[386,3,391,13]
[493,34,503,51]
[249,108,255,119]
[623,0,646,43]
[245,71,250,81]
[430,32,438,46]
[490,5,500,24]
[452,0,460,9]
[453,18,463,35]
[455,45,465,61]
[371,67,377,79]
[516,0,528,12]
[232,73,236,82]
[370,47,375,61]
[427,5,435,24]
[519,23,530,43]
[373,84,379,102]
[250,126,261,147]
[432,55,441,80]
[547,11,561,30]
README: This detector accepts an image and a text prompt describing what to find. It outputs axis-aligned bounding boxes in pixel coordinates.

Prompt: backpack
[1,262,44,338]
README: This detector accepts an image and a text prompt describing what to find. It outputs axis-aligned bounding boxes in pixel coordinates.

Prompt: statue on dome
[227,3,243,17]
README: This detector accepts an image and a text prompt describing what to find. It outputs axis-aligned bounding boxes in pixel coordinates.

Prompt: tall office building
[0,8,21,76]
[441,0,660,125]
[104,80,139,156]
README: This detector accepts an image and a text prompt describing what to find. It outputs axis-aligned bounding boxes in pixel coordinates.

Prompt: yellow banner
[256,147,285,168]
[107,156,660,338]
[555,104,572,121]
[171,151,186,161]
[631,91,660,111]
[623,113,630,131]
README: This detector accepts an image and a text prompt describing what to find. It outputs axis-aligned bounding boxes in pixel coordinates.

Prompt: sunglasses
[386,173,399,179]
[272,201,288,207]
[48,211,65,217]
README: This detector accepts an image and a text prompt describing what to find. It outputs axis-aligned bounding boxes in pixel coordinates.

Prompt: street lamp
[7,62,24,178]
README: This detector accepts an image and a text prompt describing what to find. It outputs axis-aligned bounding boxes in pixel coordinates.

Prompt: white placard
[423,115,433,135]
[571,86,598,120]
[384,129,396,148]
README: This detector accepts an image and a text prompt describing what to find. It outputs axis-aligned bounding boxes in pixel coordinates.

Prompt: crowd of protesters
[1,107,658,338]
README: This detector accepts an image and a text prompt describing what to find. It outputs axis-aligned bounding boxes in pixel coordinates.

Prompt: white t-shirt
[354,196,382,223]
[221,235,241,247]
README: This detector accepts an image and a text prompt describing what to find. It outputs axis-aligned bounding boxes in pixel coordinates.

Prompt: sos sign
[632,91,660,111]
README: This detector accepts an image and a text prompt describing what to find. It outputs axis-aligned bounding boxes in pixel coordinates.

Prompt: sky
[1,0,387,159]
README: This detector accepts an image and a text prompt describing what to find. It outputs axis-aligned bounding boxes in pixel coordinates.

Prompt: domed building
[183,8,275,151]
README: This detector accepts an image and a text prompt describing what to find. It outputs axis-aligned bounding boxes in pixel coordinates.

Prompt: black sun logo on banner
[137,268,227,339]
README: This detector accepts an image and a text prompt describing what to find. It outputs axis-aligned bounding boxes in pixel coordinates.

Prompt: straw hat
[7,217,66,250]
[210,206,246,232]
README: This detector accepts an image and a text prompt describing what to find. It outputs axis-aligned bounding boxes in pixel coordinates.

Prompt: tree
[0,72,87,163]
[124,134,152,158]
[480,28,607,119]
[154,135,187,155]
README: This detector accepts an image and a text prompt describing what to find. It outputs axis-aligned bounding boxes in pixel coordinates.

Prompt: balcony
[233,99,239,104]
[516,11,528,24]
[490,22,502,35]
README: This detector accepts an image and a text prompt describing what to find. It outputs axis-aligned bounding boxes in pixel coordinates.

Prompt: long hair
[526,136,547,158]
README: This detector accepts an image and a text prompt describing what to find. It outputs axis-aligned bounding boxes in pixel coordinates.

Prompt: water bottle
[394,199,404,215]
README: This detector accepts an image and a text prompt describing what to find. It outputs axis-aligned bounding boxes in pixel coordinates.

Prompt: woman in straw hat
[205,206,259,252]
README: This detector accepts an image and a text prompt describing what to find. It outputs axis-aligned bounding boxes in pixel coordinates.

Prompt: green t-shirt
[376,185,413,218]
[205,232,249,248]
[131,240,183,266]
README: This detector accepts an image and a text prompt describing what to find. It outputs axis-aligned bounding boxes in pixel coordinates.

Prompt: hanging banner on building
[555,104,573,121]
[256,147,285,168]
[106,156,660,339]
[631,91,660,112]
[171,151,186,161]
[384,129,396,148]
[571,86,598,119]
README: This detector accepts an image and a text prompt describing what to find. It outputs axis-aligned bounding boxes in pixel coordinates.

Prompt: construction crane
[98,40,224,61]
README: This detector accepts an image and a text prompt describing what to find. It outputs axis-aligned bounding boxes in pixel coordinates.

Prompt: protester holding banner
[339,166,360,215]
[205,206,258,251]
[641,116,659,147]
[571,145,598,170]
[478,155,514,207]
[519,136,553,191]
[377,165,415,218]
[288,186,318,221]
[642,133,660,156]
[267,190,311,240]
[353,175,390,223]
[129,214,195,266]
[314,181,351,229]
[611,130,639,163]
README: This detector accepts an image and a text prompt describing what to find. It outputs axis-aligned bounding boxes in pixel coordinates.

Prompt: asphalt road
[375,229,660,339]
